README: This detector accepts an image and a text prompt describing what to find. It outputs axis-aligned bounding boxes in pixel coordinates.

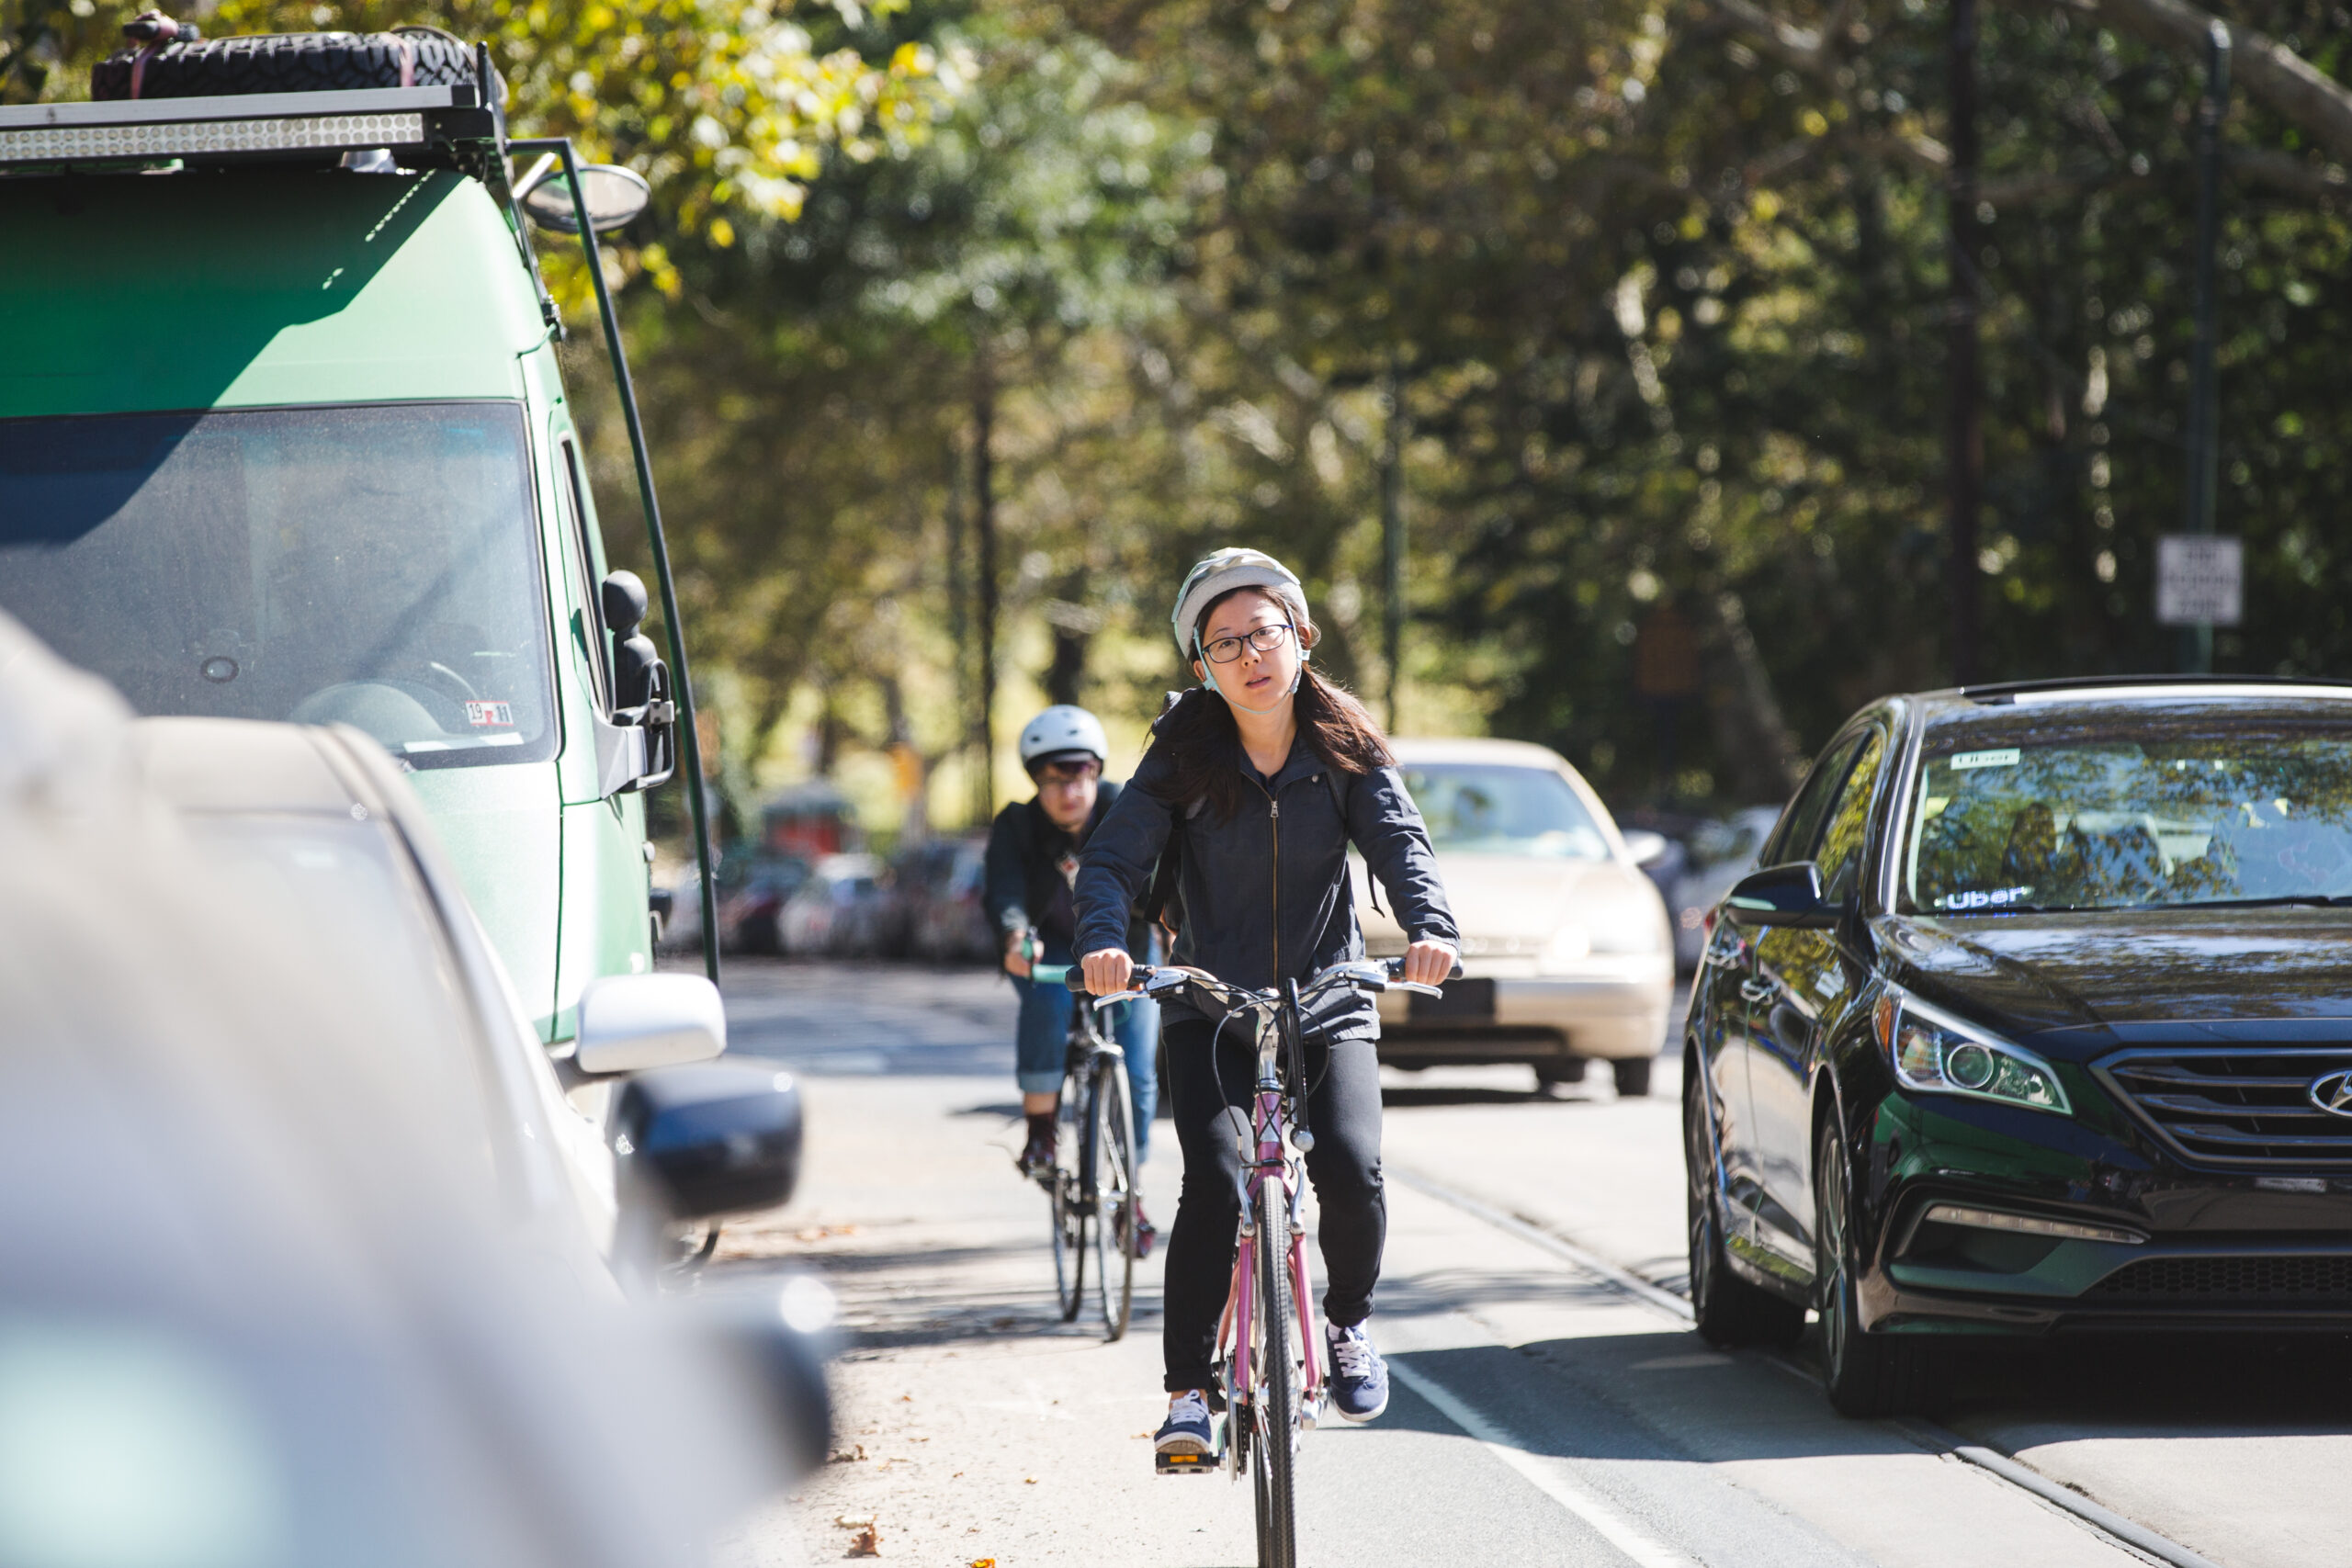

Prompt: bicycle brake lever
[1388,981,1445,998]
[1093,989,1146,1009]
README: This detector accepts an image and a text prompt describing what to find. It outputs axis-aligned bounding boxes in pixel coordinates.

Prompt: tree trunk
[973,361,999,818]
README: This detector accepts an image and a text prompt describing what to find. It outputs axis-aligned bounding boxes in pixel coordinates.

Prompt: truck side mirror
[601,570,649,637]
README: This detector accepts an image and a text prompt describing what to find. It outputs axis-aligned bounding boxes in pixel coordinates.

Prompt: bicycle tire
[1251,1175,1298,1568]
[1049,1065,1087,1322]
[1091,1056,1137,1340]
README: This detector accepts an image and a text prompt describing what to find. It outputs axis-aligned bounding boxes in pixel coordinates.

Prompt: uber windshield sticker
[1949,748,2021,771]
[463,700,515,728]
[1939,886,2034,910]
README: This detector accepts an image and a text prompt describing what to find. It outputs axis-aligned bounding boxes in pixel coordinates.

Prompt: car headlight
[1871,987,2071,1116]
[1541,925,1591,971]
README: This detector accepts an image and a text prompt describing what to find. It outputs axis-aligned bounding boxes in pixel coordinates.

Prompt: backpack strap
[1144,795,1203,931]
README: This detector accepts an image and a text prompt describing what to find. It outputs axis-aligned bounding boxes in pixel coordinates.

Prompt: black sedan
[1683,676,2352,1415]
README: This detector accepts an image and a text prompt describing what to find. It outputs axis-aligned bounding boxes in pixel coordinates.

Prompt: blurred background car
[1667,805,1785,971]
[1357,738,1675,1096]
[781,852,894,957]
[0,612,816,1566]
[718,852,815,956]
[899,834,995,964]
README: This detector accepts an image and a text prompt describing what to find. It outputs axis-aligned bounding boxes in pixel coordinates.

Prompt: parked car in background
[782,852,895,957]
[720,853,814,955]
[900,835,995,964]
[1687,677,2352,1417]
[1357,738,1675,1095]
[1669,805,1787,970]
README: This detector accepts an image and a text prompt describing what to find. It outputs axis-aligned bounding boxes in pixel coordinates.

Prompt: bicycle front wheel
[1250,1174,1299,1568]
[1091,1056,1137,1340]
[1049,1066,1087,1322]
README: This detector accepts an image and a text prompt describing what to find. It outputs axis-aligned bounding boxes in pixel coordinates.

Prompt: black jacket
[983,783,1153,957]
[1073,697,1457,1041]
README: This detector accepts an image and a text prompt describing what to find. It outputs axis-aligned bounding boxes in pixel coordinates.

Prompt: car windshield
[1905,726,2352,913]
[0,404,554,770]
[1401,763,1611,860]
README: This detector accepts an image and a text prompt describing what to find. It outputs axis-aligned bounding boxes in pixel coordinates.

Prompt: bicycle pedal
[1155,1450,1218,1475]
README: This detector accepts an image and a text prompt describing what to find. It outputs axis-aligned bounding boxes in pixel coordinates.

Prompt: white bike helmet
[1170,547,1312,659]
[1017,705,1109,774]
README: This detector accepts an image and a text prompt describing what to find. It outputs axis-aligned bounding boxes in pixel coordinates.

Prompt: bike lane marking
[1384,1358,1699,1568]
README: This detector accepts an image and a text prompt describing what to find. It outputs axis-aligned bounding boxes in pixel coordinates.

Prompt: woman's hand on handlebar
[1080,947,1134,997]
[1402,938,1459,988]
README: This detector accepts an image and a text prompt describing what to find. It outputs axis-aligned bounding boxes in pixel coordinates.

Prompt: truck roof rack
[0,82,500,171]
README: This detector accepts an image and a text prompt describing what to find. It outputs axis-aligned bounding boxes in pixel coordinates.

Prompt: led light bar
[2,113,423,163]
[1920,1202,2146,1247]
[0,85,492,167]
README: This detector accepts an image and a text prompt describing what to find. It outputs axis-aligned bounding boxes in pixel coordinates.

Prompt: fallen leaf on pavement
[833,1514,875,1529]
[846,1525,880,1557]
[1023,1477,1038,1485]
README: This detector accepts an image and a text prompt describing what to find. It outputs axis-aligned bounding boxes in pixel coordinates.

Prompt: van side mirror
[575,973,725,1074]
[1724,862,1838,928]
[1621,829,1670,868]
[594,570,674,794]
[613,1062,805,1222]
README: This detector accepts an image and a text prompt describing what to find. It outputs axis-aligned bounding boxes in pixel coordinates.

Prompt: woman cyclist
[1072,548,1458,1468]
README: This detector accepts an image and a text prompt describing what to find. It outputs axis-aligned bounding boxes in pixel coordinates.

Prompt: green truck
[0,25,718,1043]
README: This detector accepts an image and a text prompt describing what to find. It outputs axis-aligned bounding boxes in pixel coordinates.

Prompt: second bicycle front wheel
[1049,1065,1087,1321]
[1251,1175,1298,1568]
[1091,1056,1137,1340]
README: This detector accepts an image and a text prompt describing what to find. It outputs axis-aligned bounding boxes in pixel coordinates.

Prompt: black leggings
[1159,1017,1385,1393]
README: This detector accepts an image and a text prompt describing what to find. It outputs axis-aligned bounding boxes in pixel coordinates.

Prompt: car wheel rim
[1820,1135,1850,1371]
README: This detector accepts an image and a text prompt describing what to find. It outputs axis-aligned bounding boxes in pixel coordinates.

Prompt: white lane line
[1385,1359,1701,1568]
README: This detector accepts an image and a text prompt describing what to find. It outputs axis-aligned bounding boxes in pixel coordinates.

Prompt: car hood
[1878,908,2352,1036]
[1357,852,1659,947]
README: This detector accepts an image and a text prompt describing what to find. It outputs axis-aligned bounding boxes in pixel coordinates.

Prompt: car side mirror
[575,973,726,1074]
[613,1062,805,1222]
[1724,861,1838,928]
[1621,829,1670,868]
[520,162,652,234]
[594,570,676,794]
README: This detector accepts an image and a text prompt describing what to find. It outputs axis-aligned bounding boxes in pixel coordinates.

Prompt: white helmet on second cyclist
[1170,547,1312,660]
[1017,705,1109,775]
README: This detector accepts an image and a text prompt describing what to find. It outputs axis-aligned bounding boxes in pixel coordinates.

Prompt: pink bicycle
[1078,956,1446,1568]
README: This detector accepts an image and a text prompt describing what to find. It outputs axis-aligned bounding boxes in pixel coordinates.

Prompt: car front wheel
[1684,1059,1804,1348]
[1815,1116,1944,1416]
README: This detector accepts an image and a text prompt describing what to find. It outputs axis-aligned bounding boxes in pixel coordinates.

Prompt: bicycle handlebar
[1060,956,1463,1009]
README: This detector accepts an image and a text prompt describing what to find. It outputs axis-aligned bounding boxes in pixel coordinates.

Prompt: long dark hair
[1147,589,1394,822]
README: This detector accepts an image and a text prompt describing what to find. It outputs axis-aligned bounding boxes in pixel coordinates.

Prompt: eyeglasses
[1201,624,1296,664]
[1037,761,1102,786]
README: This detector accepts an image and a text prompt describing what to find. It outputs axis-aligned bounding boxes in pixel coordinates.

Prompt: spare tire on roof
[92,26,484,101]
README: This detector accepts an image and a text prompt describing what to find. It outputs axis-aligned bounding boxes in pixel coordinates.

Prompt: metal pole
[1380,359,1406,732]
[1947,0,1983,686]
[2181,20,2230,674]
[514,138,720,986]
[973,363,999,817]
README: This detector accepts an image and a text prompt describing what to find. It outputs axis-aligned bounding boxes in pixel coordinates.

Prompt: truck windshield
[0,403,554,769]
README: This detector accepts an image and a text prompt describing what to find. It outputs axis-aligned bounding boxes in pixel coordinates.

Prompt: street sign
[2156,535,2243,626]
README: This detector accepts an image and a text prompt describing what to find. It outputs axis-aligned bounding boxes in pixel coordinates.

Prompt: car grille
[2095,1047,2352,1168]
[2092,1255,2352,1302]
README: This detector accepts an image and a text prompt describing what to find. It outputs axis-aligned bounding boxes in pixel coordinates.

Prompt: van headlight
[1872,987,2071,1115]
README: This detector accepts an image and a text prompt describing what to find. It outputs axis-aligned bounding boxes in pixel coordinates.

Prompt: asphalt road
[709,959,2352,1568]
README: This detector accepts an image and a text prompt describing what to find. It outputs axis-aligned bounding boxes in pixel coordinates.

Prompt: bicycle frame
[1223,1004,1322,1465]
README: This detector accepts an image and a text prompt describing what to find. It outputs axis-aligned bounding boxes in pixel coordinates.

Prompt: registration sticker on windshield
[1949,748,2020,771]
[463,700,515,728]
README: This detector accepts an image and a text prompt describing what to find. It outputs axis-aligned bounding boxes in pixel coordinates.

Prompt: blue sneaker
[1326,1323,1388,1423]
[1154,1390,1217,1473]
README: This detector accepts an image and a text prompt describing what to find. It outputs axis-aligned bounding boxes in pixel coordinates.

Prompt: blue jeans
[1012,942,1158,1165]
